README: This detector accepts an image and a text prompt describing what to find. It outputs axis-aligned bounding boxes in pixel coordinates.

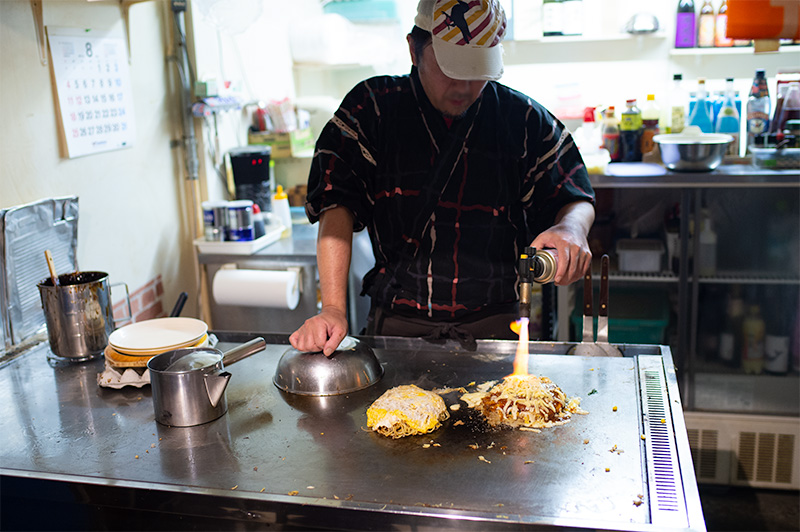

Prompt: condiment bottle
[640,94,661,156]
[675,0,696,48]
[719,285,744,368]
[746,69,771,152]
[714,0,733,47]
[742,303,765,375]
[697,0,715,48]
[669,74,687,133]
[619,98,642,162]
[272,185,292,239]
[601,106,621,162]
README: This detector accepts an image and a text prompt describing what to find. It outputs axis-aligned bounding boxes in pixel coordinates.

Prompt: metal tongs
[570,254,622,357]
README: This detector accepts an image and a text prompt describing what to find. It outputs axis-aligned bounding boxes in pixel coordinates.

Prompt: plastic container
[570,288,670,345]
[616,239,665,272]
[750,147,800,169]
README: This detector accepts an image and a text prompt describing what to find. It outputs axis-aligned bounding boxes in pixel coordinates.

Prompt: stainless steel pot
[147,337,266,427]
[37,271,128,362]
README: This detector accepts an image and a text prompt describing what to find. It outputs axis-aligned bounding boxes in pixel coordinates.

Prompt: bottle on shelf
[272,185,293,239]
[688,78,714,133]
[601,106,621,162]
[746,69,771,152]
[714,0,733,47]
[697,0,716,48]
[774,81,800,135]
[640,94,661,156]
[619,98,643,162]
[697,208,717,277]
[716,78,741,156]
[769,70,800,134]
[741,302,766,375]
[675,0,696,48]
[574,106,601,155]
[763,286,791,375]
[668,74,687,134]
[719,284,744,368]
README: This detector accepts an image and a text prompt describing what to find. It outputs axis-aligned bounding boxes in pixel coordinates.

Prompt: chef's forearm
[316,207,355,315]
[553,200,595,237]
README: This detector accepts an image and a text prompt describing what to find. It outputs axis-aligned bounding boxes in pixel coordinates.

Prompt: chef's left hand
[530,202,594,286]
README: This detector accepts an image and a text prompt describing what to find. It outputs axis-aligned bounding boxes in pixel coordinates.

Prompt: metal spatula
[596,254,622,357]
[570,266,608,356]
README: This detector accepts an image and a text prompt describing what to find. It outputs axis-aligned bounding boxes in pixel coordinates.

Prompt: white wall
[0,0,196,318]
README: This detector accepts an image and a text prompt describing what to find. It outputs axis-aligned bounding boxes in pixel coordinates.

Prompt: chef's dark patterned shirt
[305,67,595,321]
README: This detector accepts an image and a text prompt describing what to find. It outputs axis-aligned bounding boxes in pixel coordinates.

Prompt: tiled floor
[699,485,800,531]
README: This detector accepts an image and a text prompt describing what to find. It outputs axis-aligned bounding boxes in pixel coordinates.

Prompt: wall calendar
[47,27,136,158]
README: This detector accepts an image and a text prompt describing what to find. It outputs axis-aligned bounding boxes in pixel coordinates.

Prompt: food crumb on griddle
[583,439,590,444]
[454,420,465,426]
[588,389,598,395]
[634,494,644,506]
[524,460,534,464]
[449,404,460,411]
[478,455,491,464]
[612,406,618,411]
[288,490,299,496]
[231,485,238,490]
[260,488,265,492]
[605,467,610,472]
[641,434,647,440]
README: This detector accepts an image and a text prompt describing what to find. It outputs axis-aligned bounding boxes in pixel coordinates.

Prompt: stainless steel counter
[0,334,705,531]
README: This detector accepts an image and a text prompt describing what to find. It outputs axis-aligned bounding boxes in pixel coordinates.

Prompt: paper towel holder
[218,263,303,295]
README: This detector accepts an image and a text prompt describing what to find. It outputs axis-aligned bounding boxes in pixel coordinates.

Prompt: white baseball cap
[414,0,506,81]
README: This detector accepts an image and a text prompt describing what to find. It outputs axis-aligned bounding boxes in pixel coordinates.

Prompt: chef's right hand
[289,306,349,357]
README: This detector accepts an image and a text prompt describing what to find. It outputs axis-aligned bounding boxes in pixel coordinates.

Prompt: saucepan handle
[221,337,267,366]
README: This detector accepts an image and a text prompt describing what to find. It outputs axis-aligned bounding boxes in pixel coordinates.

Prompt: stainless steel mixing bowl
[654,132,733,172]
[273,337,383,396]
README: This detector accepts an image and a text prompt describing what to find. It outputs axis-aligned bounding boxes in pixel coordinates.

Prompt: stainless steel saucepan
[147,337,266,427]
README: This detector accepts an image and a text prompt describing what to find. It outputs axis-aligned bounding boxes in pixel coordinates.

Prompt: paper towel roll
[212,268,300,310]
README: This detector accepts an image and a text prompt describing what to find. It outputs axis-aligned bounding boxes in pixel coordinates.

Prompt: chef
[290,0,595,355]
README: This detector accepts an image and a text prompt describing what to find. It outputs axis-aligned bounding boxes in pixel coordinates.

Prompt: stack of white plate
[108,317,209,358]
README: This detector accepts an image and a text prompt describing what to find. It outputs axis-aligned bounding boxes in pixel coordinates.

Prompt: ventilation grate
[688,428,720,481]
[738,431,796,484]
[638,357,688,529]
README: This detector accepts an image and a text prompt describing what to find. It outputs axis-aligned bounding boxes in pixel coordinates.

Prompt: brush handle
[44,250,58,286]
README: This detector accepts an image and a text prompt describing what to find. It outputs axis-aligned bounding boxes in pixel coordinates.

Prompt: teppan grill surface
[0,333,705,531]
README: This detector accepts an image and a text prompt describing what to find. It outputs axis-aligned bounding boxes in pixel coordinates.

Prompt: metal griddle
[0,333,705,531]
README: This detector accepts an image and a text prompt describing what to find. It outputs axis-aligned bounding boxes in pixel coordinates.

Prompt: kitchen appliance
[37,271,127,362]
[273,336,383,395]
[228,145,272,213]
[0,334,706,530]
[147,337,266,427]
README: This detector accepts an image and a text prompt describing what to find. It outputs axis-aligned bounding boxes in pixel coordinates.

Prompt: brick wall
[112,275,165,326]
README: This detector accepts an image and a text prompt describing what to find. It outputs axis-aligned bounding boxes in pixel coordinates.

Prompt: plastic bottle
[619,99,643,162]
[669,74,687,133]
[601,106,621,162]
[561,0,583,36]
[675,0,696,48]
[746,69,771,151]
[742,304,766,375]
[697,0,715,47]
[640,94,661,156]
[251,203,266,239]
[769,70,800,134]
[575,106,601,154]
[719,285,744,367]
[714,0,733,47]
[697,208,717,276]
[688,78,714,133]
[716,78,741,156]
[763,286,790,375]
[272,185,292,239]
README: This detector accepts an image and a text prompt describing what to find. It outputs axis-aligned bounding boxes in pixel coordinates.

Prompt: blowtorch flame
[509,318,530,377]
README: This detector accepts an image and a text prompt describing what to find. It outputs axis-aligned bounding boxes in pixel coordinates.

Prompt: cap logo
[433,0,505,48]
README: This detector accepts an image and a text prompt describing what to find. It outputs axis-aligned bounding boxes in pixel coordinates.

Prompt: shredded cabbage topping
[461,375,586,429]
[367,384,449,439]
